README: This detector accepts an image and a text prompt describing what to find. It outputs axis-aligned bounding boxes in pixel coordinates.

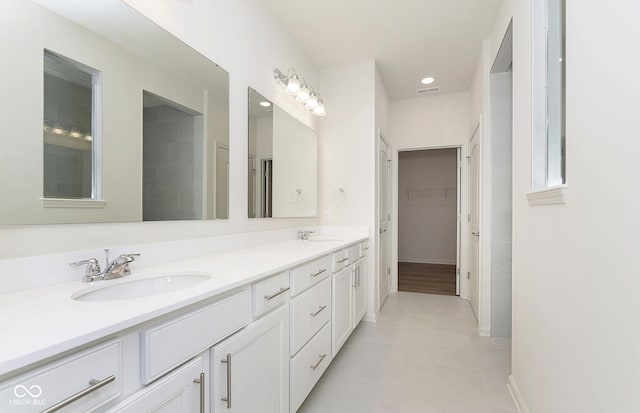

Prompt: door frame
[390,143,470,300]
[375,131,392,318]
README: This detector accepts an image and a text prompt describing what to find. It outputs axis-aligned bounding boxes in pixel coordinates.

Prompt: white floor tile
[298,292,516,413]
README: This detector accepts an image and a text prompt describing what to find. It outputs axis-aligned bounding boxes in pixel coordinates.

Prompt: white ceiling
[261,0,503,100]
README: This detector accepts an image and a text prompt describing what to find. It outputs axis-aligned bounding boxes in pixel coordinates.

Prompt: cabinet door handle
[41,375,115,413]
[193,373,205,413]
[220,353,232,409]
[337,257,348,263]
[356,266,360,286]
[310,305,327,317]
[264,287,290,301]
[310,354,327,371]
[310,268,326,277]
[362,246,370,251]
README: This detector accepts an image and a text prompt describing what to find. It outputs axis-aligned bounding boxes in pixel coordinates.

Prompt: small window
[532,0,566,190]
[43,50,100,199]
[546,0,566,186]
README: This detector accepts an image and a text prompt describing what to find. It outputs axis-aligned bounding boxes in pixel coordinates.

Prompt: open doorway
[397,148,461,296]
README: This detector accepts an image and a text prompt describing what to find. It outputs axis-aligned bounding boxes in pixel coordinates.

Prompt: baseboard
[398,258,456,265]
[507,375,530,413]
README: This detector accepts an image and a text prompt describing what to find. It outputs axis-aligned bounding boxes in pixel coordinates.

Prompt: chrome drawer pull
[41,375,115,413]
[310,305,327,317]
[221,353,232,409]
[193,373,205,413]
[337,257,348,263]
[264,287,290,301]
[310,268,326,277]
[310,354,327,371]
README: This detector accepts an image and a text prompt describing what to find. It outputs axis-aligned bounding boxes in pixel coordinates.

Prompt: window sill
[41,198,106,209]
[527,185,567,206]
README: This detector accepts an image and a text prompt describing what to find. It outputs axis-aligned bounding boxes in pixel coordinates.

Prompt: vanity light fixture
[274,68,326,117]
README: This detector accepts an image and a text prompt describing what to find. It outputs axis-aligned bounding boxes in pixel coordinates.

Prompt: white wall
[272,107,318,217]
[318,60,379,318]
[481,0,640,411]
[390,92,470,150]
[398,149,458,265]
[0,0,320,259]
[489,71,513,338]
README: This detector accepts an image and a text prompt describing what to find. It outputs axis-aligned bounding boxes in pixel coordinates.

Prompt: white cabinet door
[107,357,206,413]
[211,305,289,413]
[352,258,367,329]
[331,267,353,357]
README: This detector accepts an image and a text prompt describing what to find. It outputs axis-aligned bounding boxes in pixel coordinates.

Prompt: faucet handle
[120,253,140,263]
[70,258,102,282]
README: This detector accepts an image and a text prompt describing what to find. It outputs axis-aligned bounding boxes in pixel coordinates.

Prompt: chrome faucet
[70,249,141,282]
[298,230,316,240]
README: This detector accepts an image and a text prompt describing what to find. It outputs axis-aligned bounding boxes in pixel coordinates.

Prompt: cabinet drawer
[0,339,121,413]
[331,250,349,272]
[289,254,331,296]
[346,244,360,262]
[360,240,370,258]
[290,277,331,356]
[252,271,290,317]
[106,357,205,413]
[290,322,331,412]
[141,289,250,384]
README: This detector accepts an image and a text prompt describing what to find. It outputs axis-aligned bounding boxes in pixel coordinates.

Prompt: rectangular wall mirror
[0,0,229,225]
[248,88,318,218]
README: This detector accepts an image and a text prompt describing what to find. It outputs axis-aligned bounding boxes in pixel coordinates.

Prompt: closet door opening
[398,148,461,296]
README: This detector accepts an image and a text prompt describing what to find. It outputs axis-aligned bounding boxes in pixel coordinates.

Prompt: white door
[211,305,289,413]
[378,136,390,311]
[248,156,255,218]
[469,128,480,319]
[215,145,229,219]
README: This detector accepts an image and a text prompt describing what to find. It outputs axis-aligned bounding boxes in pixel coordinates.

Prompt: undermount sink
[71,273,211,302]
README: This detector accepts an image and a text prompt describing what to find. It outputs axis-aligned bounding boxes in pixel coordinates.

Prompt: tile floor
[298,292,516,413]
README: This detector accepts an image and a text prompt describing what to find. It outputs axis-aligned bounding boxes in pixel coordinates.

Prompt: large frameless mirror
[0,0,229,225]
[248,88,318,218]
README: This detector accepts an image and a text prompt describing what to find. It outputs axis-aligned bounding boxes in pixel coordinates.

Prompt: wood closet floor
[398,262,456,295]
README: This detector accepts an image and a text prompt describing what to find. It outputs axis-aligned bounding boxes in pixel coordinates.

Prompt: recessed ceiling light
[259,101,271,107]
[421,77,435,85]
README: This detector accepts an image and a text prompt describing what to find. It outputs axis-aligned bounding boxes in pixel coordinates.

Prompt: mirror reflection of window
[43,50,99,199]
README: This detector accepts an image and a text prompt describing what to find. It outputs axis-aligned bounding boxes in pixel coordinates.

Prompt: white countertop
[0,234,368,379]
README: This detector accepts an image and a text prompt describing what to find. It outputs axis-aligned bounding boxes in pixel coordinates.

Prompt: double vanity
[0,231,370,412]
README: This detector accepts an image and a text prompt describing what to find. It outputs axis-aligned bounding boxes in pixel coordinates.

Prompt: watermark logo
[13,385,42,398]
[9,384,46,407]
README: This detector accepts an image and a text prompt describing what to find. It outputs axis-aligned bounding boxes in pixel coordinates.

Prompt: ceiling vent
[416,86,440,95]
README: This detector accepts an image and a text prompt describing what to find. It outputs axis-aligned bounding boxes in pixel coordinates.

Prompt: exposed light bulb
[259,101,272,107]
[421,76,435,85]
[296,83,311,103]
[285,73,301,95]
[305,92,319,109]
[52,123,65,135]
[313,100,326,117]
[69,128,83,138]
[84,134,92,142]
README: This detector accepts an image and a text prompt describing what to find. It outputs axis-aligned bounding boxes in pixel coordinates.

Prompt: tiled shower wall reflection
[143,105,204,221]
